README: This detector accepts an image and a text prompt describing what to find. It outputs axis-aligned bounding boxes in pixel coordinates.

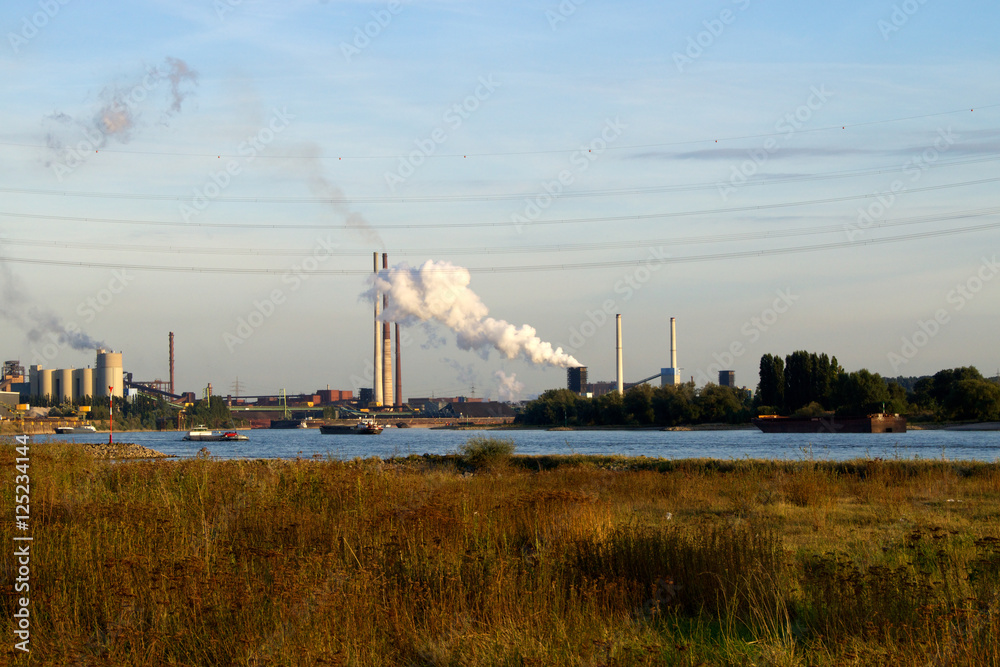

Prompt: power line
[2,156,997,204]
[2,176,996,231]
[1,103,994,160]
[2,218,996,275]
[3,206,997,257]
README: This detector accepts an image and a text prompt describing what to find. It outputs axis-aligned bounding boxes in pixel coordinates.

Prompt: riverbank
[2,441,997,666]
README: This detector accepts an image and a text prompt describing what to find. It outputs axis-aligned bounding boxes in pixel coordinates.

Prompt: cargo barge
[752,413,906,434]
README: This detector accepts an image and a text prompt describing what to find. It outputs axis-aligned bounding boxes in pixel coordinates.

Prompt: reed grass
[2,439,999,666]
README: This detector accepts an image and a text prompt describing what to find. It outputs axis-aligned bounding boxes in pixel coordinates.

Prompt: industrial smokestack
[169,331,175,395]
[670,317,677,377]
[381,253,393,408]
[616,314,623,395]
[394,322,402,407]
[373,252,383,406]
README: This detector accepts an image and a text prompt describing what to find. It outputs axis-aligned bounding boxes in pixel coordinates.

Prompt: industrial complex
[565,316,736,397]
[1,266,744,432]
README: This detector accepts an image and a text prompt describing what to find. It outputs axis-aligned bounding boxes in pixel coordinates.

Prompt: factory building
[567,366,588,394]
[28,349,124,401]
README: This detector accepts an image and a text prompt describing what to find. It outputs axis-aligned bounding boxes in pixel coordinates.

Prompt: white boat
[54,425,98,434]
[183,426,249,442]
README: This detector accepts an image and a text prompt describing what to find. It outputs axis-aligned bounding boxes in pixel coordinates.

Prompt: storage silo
[39,369,54,400]
[73,368,94,399]
[56,368,74,402]
[28,366,41,397]
[96,351,124,398]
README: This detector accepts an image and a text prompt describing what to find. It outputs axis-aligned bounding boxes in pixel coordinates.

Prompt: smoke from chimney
[43,57,198,172]
[495,370,524,402]
[367,260,580,368]
[0,262,106,353]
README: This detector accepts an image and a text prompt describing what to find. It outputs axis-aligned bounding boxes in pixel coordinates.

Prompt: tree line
[517,352,1000,426]
[757,351,1000,421]
[517,383,753,427]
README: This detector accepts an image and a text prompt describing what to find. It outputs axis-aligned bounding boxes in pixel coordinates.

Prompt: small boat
[395,422,411,429]
[183,426,250,441]
[320,419,383,435]
[55,424,98,434]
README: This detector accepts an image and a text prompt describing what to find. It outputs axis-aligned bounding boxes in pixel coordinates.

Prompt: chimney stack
[670,317,678,378]
[616,314,624,395]
[394,322,402,407]
[381,253,393,407]
[373,252,383,407]
[168,331,175,395]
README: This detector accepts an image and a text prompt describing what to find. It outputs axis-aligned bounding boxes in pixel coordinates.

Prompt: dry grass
[1,440,999,666]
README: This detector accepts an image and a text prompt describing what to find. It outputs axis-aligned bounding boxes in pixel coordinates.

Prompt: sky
[1,0,999,402]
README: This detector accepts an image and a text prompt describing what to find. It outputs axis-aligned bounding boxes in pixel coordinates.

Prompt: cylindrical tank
[96,352,124,398]
[28,366,41,397]
[73,368,94,399]
[39,369,54,400]
[57,368,74,403]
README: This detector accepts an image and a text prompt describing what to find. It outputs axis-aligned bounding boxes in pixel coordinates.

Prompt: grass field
[2,438,999,666]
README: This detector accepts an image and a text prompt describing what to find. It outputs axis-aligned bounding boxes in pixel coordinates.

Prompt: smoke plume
[44,57,198,170]
[367,260,580,368]
[495,371,524,402]
[0,262,106,353]
[291,143,384,247]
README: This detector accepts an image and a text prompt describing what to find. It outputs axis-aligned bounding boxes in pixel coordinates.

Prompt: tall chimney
[670,317,678,384]
[616,314,624,395]
[381,253,394,408]
[168,331,175,395]
[373,252,383,407]
[394,322,402,407]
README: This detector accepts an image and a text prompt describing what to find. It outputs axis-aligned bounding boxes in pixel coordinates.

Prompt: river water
[34,427,1000,462]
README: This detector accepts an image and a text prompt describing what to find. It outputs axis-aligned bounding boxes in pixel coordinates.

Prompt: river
[33,427,1000,462]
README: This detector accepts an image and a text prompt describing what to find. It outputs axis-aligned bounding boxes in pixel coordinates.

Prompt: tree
[623,384,655,425]
[943,379,1000,421]
[757,354,785,410]
[652,383,699,426]
[784,350,815,412]
[833,369,890,416]
[698,384,750,424]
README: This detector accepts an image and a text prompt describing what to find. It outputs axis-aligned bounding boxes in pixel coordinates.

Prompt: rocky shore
[81,443,171,459]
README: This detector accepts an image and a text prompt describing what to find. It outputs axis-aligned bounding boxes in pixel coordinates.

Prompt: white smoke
[495,371,524,402]
[366,260,580,368]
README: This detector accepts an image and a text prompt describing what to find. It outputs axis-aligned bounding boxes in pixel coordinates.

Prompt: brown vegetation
[2,439,999,666]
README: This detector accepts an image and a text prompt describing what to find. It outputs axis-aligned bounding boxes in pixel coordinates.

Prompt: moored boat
[320,419,383,435]
[752,413,906,434]
[54,424,98,434]
[183,426,250,441]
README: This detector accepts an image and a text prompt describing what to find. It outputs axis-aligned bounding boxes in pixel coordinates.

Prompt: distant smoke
[444,358,479,388]
[495,371,524,402]
[290,143,384,247]
[164,57,198,113]
[0,261,106,352]
[367,260,580,368]
[44,57,198,171]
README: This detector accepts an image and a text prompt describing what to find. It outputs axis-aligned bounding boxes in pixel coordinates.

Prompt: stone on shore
[81,443,170,459]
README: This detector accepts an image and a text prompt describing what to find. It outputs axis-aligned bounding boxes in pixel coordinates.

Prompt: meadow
[2,437,999,666]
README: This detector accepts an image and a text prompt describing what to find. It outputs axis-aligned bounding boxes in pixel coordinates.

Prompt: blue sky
[1,0,999,401]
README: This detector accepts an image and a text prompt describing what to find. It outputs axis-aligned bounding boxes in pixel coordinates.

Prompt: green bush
[458,436,516,470]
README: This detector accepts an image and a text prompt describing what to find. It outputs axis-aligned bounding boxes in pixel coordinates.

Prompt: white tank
[95,352,124,398]
[73,368,95,399]
[57,368,74,403]
[38,369,54,400]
